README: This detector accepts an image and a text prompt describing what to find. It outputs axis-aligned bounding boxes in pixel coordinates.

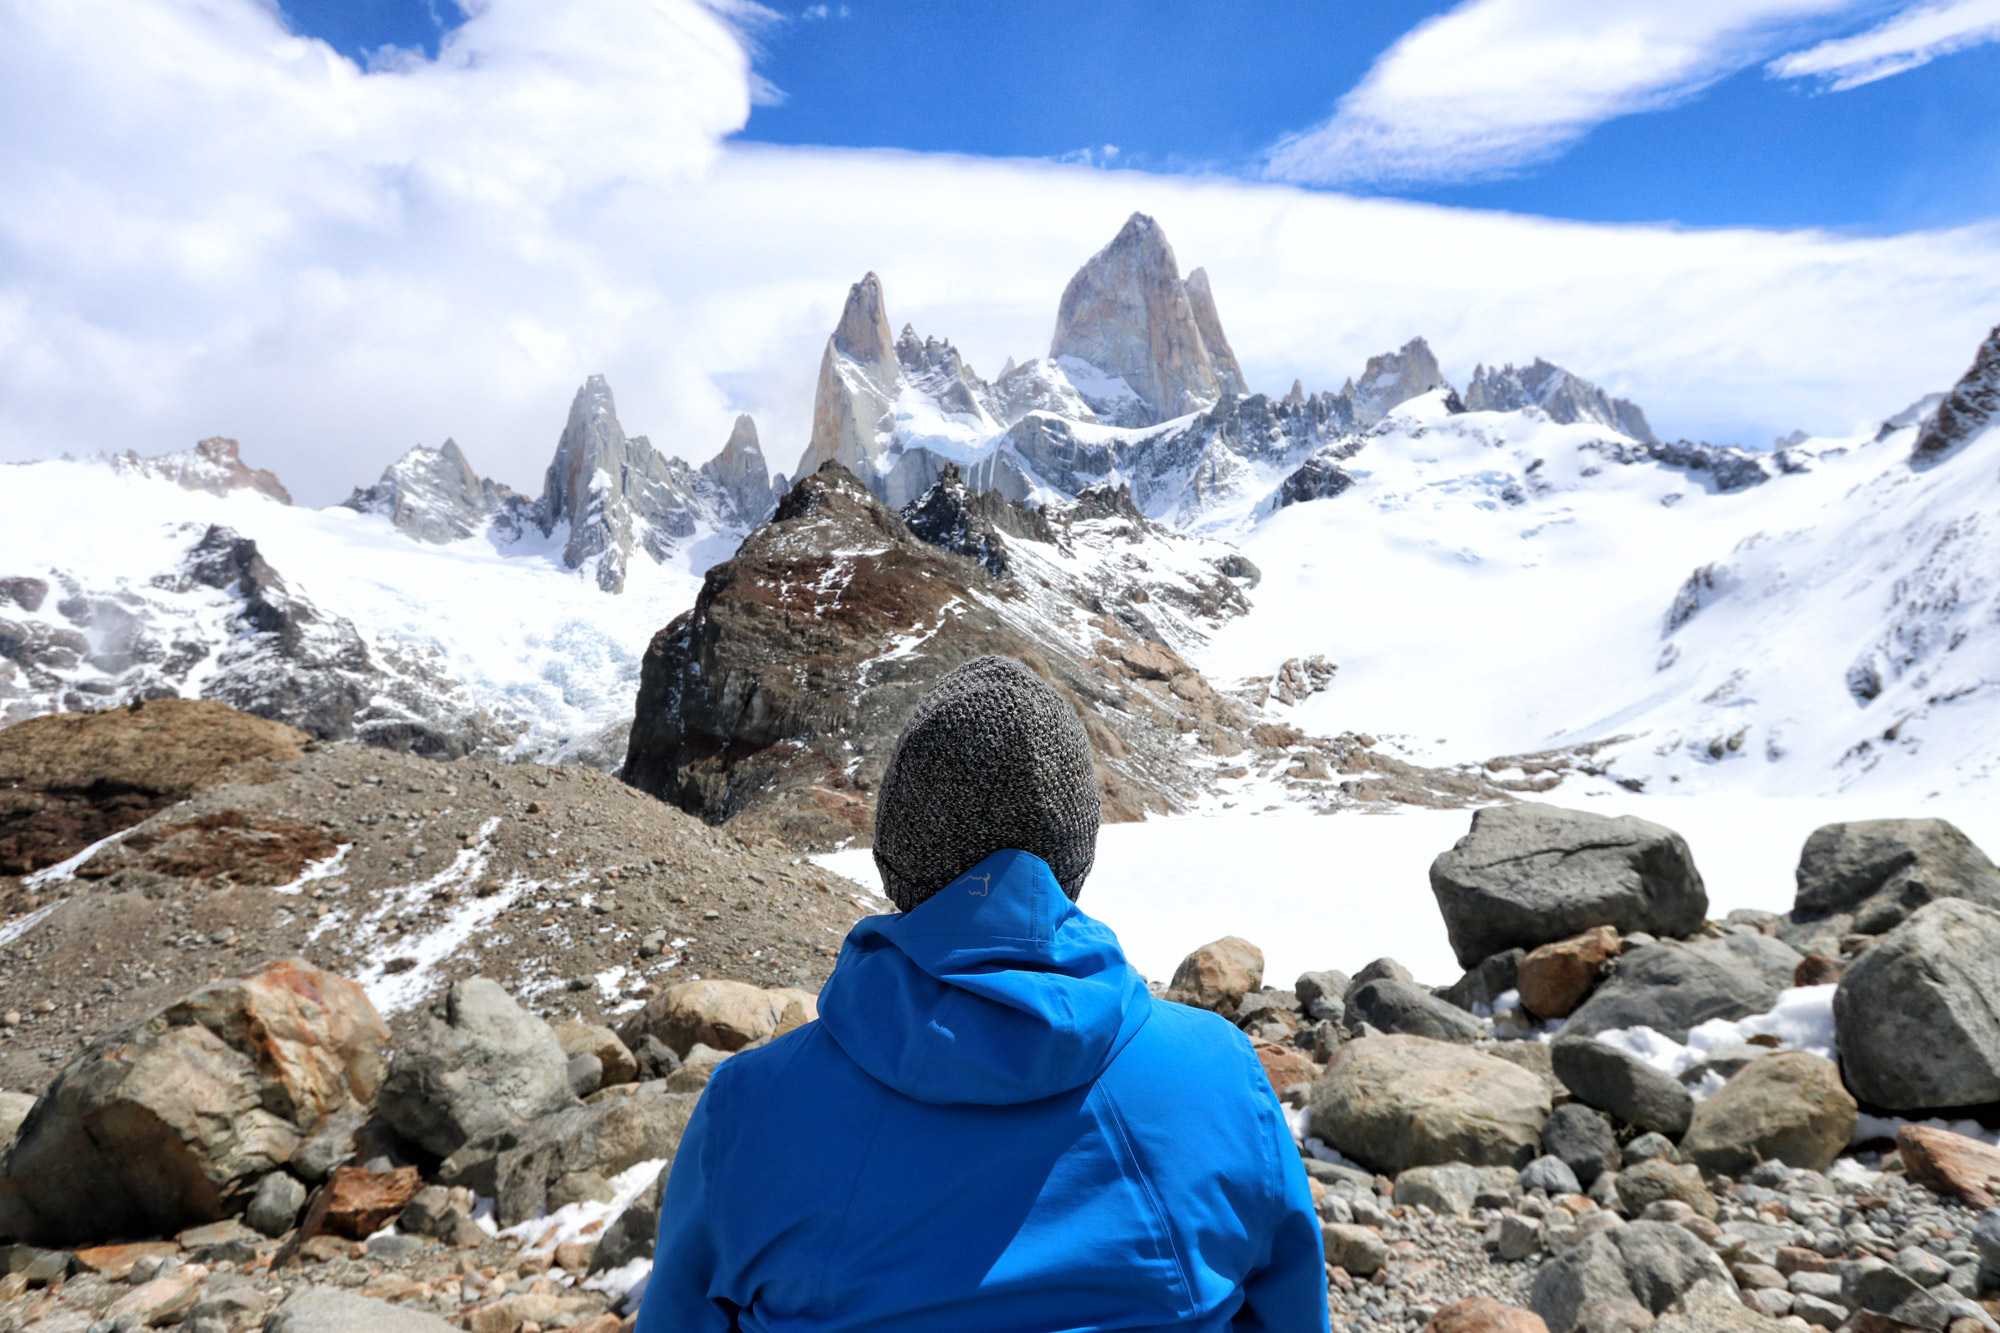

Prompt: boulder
[555,1022,637,1088]
[1295,970,1350,1023]
[296,1165,423,1241]
[265,1288,462,1332]
[1551,1038,1694,1137]
[440,1083,699,1226]
[1518,927,1621,1020]
[1562,935,1802,1043]
[1442,950,1525,1014]
[1530,1220,1737,1333]
[1541,1104,1622,1187]
[1521,1155,1584,1196]
[1843,1265,1956,1332]
[1834,900,2000,1110]
[1679,1053,1856,1175]
[0,958,387,1245]
[1898,1125,2000,1209]
[621,979,819,1057]
[70,1242,179,1282]
[245,1171,308,1238]
[1309,1035,1550,1173]
[1791,819,2000,940]
[1347,957,1414,996]
[376,978,577,1160]
[1615,1158,1717,1220]
[664,1043,733,1094]
[1427,1299,1552,1333]
[1345,978,1484,1043]
[1429,804,1708,969]
[1322,1222,1388,1276]
[1394,1164,1520,1216]
[1165,937,1264,1014]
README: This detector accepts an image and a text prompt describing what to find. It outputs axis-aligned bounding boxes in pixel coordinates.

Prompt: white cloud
[1769,0,2000,88]
[1266,0,1876,186]
[1,0,1998,507]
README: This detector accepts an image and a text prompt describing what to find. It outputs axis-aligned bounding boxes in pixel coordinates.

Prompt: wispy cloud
[1265,0,1876,187]
[1769,0,2000,88]
[1,0,1997,503]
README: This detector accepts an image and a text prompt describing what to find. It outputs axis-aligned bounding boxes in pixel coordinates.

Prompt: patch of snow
[1591,985,1839,1098]
[268,843,351,896]
[0,903,57,948]
[22,828,133,889]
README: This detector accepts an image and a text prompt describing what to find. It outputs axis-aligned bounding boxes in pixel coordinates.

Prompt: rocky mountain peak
[1185,267,1246,398]
[540,375,711,593]
[700,414,779,528]
[344,438,529,545]
[1349,337,1452,426]
[830,272,899,385]
[1050,211,1225,425]
[1912,322,2000,467]
[110,436,292,505]
[1464,357,1659,444]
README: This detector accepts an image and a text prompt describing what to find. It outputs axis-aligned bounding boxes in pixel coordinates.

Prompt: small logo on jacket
[960,872,992,897]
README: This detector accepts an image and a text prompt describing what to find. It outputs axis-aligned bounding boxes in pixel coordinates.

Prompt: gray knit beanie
[873,655,1101,912]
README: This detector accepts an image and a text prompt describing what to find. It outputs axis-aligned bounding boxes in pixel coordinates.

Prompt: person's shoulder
[1117,996,1268,1100]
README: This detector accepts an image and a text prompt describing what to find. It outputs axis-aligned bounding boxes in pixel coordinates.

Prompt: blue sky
[282,0,2000,233]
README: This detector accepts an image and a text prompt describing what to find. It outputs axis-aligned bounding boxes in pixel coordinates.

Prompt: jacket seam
[1099,1083,1198,1319]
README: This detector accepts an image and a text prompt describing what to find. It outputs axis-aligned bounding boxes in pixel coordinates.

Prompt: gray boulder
[1310,1035,1550,1173]
[1393,1163,1519,1216]
[1295,970,1350,1024]
[1344,978,1484,1043]
[244,1171,307,1238]
[439,1082,699,1225]
[1834,899,2000,1110]
[1521,1154,1584,1196]
[1430,804,1708,968]
[1530,1221,1723,1331]
[264,1288,461,1332]
[376,978,577,1160]
[1844,1265,1956,1331]
[1346,957,1413,997]
[1788,819,2000,943]
[1530,1220,1737,1333]
[1551,1038,1693,1137]
[1562,934,1801,1043]
[1541,1104,1622,1187]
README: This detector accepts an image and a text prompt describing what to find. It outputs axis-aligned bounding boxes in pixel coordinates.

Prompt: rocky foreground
[7,709,2000,1331]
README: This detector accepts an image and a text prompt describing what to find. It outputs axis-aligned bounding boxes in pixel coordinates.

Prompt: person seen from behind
[636,654,1327,1331]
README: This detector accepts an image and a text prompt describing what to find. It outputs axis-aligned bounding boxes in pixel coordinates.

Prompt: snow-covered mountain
[2,209,1995,810]
[0,378,772,760]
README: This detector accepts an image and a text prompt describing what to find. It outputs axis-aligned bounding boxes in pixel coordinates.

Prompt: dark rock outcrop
[619,463,1264,844]
[343,439,531,545]
[1912,323,2000,466]
[1464,359,1658,444]
[1781,818,2000,950]
[110,437,292,504]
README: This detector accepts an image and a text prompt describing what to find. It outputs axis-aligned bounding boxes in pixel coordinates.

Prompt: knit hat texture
[873,655,1101,912]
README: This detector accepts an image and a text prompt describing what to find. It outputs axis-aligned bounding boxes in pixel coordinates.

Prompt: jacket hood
[816,849,1152,1106]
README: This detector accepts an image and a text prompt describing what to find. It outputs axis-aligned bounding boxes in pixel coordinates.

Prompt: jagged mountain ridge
[4,212,1995,808]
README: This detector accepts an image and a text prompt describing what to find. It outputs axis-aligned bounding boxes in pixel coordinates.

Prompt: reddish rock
[1517,927,1620,1020]
[1794,954,1843,987]
[1899,1124,2000,1208]
[2,957,389,1245]
[105,1266,206,1326]
[1425,1298,1552,1333]
[300,1165,424,1241]
[1252,1039,1318,1098]
[70,1242,180,1282]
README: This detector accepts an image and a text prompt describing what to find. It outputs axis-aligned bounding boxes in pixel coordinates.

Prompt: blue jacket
[636,848,1327,1332]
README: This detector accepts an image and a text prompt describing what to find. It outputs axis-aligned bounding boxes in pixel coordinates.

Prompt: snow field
[819,790,2000,993]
